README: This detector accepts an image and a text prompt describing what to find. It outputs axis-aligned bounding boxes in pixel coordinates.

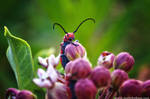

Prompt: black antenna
[73,18,95,33]
[53,23,67,34]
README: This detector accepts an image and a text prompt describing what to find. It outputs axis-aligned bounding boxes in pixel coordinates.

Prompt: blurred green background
[0,0,150,98]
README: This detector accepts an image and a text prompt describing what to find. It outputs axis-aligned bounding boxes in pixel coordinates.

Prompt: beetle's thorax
[63,32,75,42]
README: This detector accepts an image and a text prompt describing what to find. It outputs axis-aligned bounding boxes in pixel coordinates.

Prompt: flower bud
[90,66,111,88]
[6,88,36,99]
[114,52,135,72]
[6,88,20,99]
[75,79,97,99]
[66,58,92,80]
[65,42,85,61]
[120,79,142,97]
[141,80,150,97]
[98,51,115,69]
[65,61,74,80]
[65,61,74,75]
[111,69,128,90]
[16,90,36,99]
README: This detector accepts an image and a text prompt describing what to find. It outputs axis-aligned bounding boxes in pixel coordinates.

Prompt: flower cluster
[35,42,150,99]
[6,41,150,99]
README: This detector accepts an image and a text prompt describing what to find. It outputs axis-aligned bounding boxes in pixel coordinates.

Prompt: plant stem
[99,87,108,99]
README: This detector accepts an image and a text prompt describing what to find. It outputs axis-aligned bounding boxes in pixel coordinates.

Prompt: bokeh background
[0,0,150,98]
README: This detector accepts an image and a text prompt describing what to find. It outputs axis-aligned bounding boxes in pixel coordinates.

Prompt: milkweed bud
[65,61,74,80]
[65,42,85,61]
[98,51,115,69]
[120,79,142,97]
[141,80,150,97]
[114,52,135,72]
[6,88,20,99]
[65,61,74,74]
[65,58,92,80]
[16,90,36,99]
[90,66,111,88]
[6,88,36,99]
[111,69,128,90]
[75,79,97,99]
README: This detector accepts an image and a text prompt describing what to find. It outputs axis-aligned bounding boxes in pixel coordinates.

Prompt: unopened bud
[65,42,85,61]
[114,52,135,72]
[6,88,20,99]
[141,80,150,97]
[75,79,97,99]
[111,69,128,90]
[90,66,111,88]
[16,90,36,99]
[120,79,142,97]
[65,58,92,80]
[6,88,36,99]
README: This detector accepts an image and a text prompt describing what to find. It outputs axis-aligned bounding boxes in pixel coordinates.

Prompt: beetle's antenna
[73,18,95,33]
[53,23,68,34]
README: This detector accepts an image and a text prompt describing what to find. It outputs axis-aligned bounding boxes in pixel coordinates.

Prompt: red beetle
[53,18,95,68]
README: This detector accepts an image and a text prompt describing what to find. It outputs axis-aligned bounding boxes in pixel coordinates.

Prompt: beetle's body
[60,41,71,68]
[53,18,95,68]
[59,33,75,68]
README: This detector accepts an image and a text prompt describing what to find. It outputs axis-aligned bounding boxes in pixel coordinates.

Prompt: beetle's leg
[71,42,79,46]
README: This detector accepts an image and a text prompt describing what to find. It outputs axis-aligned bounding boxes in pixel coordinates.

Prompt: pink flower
[33,58,70,99]
[33,65,58,88]
[46,82,70,99]
[98,51,115,69]
[38,54,60,68]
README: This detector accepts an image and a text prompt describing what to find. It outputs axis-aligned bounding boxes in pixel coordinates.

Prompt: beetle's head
[64,33,75,42]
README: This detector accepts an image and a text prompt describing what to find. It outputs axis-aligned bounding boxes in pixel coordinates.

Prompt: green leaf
[4,26,35,90]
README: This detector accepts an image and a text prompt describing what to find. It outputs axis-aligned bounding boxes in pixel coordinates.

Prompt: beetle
[53,18,95,68]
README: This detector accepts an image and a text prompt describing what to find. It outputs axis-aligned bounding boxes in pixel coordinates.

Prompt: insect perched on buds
[53,18,95,68]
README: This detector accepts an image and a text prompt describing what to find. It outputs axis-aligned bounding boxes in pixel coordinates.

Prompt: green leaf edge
[4,26,35,89]
[4,26,31,49]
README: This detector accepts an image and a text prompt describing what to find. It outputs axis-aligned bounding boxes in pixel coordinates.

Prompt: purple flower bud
[120,79,142,97]
[65,61,74,75]
[16,90,36,99]
[98,51,115,69]
[75,79,97,99]
[6,88,20,99]
[65,42,85,61]
[90,66,111,88]
[111,69,128,90]
[114,52,135,72]
[65,58,92,80]
[141,80,150,97]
